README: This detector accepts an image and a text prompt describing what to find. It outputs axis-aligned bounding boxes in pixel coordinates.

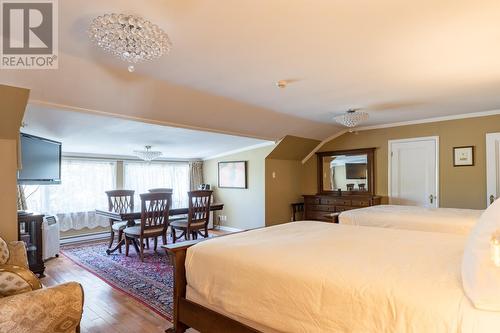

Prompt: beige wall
[265,159,303,226]
[203,145,275,230]
[0,85,30,241]
[303,114,500,209]
[264,136,321,225]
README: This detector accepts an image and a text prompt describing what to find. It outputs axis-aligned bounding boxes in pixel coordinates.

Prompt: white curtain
[123,161,190,208]
[25,159,116,231]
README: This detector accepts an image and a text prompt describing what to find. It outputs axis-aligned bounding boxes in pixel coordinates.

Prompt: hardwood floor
[43,230,229,332]
[44,255,169,333]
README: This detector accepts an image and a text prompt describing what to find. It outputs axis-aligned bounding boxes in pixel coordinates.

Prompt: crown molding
[301,130,348,164]
[28,100,276,142]
[203,141,276,161]
[62,152,200,162]
[355,109,500,132]
[302,109,500,164]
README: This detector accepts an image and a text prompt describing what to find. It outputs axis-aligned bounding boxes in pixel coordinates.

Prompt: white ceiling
[4,0,500,140]
[22,105,271,159]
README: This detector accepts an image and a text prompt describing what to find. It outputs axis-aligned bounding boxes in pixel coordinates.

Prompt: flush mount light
[89,13,172,72]
[133,145,163,162]
[334,109,369,131]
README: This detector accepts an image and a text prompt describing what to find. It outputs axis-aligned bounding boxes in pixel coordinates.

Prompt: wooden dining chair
[346,183,355,191]
[170,190,212,243]
[123,192,171,261]
[106,190,135,253]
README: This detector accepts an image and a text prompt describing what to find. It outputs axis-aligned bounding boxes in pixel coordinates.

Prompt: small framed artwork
[218,161,247,189]
[453,146,474,167]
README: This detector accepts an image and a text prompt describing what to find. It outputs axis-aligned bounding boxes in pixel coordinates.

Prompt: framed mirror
[317,148,375,195]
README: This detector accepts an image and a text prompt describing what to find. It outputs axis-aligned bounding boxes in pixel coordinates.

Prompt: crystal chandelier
[334,109,369,131]
[133,145,163,162]
[89,13,172,72]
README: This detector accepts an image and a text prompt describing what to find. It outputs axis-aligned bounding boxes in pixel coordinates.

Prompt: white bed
[185,221,500,333]
[339,204,483,235]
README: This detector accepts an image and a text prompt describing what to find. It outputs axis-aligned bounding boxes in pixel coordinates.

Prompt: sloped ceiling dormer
[4,0,500,140]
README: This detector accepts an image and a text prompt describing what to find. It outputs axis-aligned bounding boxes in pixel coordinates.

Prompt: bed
[339,204,483,235]
[165,221,500,333]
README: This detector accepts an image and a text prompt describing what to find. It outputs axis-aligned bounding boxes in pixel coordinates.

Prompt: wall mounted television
[17,133,62,185]
[345,163,367,180]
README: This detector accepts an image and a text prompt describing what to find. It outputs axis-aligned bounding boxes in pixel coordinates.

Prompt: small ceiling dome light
[334,109,369,132]
[276,80,288,88]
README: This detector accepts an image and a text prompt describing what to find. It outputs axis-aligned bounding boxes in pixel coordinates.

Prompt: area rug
[61,240,174,320]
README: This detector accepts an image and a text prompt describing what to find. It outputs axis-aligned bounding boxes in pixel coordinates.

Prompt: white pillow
[462,199,500,310]
[0,237,9,265]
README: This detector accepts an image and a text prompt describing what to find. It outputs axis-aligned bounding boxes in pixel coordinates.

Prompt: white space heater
[42,215,60,260]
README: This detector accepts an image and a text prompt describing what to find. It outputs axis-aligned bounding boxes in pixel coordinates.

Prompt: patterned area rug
[61,240,174,320]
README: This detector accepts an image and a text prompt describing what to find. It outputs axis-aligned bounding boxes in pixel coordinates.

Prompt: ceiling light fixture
[89,13,172,72]
[133,145,163,162]
[334,109,369,131]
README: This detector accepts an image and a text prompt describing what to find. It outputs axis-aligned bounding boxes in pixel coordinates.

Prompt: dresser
[303,147,381,222]
[303,194,381,221]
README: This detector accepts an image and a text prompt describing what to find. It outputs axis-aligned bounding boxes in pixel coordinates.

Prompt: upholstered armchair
[0,240,84,333]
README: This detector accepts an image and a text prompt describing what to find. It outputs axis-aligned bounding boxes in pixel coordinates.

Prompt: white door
[389,137,439,207]
[486,133,500,206]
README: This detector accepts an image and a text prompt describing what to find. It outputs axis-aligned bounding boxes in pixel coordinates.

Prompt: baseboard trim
[218,226,243,232]
[60,232,109,245]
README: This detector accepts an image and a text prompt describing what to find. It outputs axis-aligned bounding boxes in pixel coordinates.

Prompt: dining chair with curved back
[105,190,135,253]
[123,192,171,261]
[171,190,212,243]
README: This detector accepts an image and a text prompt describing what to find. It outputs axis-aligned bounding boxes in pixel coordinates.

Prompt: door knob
[429,194,434,204]
[490,195,496,205]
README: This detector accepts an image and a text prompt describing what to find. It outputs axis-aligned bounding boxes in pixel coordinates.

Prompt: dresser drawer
[304,197,320,205]
[335,206,354,212]
[308,204,336,212]
[351,199,370,207]
[320,197,352,206]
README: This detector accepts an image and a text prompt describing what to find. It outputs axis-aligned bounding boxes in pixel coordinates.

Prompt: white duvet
[339,205,483,235]
[185,222,500,333]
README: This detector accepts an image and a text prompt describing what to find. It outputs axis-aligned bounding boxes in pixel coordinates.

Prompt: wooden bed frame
[163,238,260,333]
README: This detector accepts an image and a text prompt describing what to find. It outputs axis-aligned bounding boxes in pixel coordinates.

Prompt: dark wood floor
[43,231,229,332]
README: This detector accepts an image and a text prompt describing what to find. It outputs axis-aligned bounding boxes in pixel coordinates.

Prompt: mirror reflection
[322,154,368,192]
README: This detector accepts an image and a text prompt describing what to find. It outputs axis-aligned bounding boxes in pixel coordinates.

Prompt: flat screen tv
[18,133,62,185]
[345,163,367,180]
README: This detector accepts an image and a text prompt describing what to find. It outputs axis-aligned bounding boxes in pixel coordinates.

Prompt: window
[25,158,116,231]
[123,161,190,208]
[24,158,191,233]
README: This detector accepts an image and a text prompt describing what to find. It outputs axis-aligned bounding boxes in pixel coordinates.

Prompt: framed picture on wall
[218,161,247,189]
[453,146,474,167]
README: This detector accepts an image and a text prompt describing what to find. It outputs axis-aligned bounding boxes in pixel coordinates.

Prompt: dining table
[95,203,224,254]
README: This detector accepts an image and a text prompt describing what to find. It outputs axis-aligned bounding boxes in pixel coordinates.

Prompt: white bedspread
[339,205,483,235]
[185,222,500,333]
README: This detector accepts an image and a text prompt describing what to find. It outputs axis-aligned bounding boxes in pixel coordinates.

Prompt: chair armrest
[0,264,42,296]
[0,282,84,333]
[6,241,29,269]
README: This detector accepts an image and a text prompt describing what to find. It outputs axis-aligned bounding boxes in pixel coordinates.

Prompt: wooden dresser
[303,194,381,221]
[302,147,381,222]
